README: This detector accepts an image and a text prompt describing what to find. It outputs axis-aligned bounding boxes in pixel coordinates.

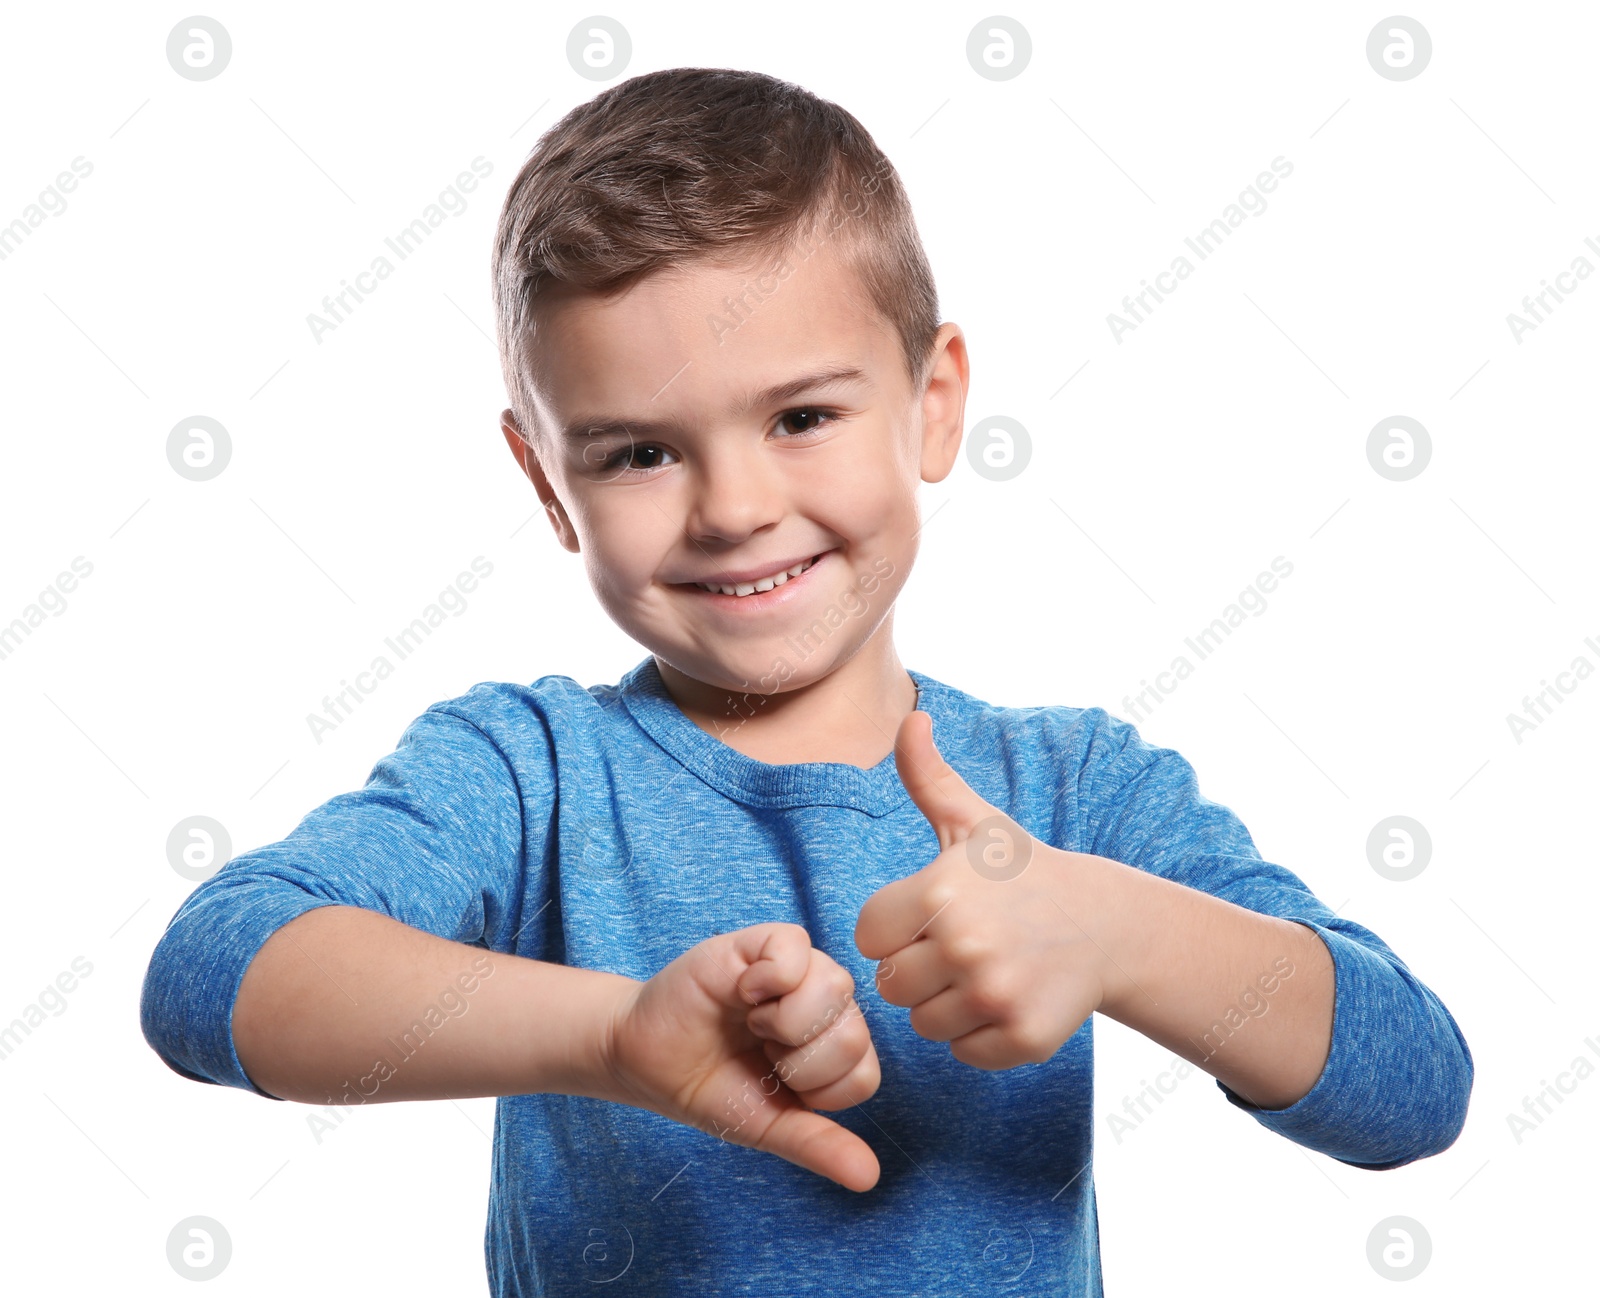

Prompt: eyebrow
[558,364,872,443]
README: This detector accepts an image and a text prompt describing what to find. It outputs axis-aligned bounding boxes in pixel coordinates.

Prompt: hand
[603,922,882,1192]
[856,710,1117,1072]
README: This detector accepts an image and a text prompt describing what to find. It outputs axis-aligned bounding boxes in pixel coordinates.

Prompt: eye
[776,407,838,437]
[599,443,677,475]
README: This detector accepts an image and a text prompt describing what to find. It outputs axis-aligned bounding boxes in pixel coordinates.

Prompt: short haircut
[491,67,941,442]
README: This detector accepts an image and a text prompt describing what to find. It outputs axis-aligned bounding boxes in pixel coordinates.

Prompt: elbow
[1416,1019,1475,1161]
[138,932,228,1090]
[138,945,198,1084]
[136,874,329,1097]
[1347,1020,1475,1171]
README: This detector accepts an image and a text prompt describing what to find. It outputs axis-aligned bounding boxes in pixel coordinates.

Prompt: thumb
[893,709,996,851]
[745,1104,881,1193]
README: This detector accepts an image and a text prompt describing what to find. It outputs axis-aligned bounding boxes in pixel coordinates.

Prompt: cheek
[836,473,917,544]
[587,526,642,579]
[580,497,672,589]
[807,434,917,532]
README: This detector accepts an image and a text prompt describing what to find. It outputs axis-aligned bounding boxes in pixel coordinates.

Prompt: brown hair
[491,67,941,441]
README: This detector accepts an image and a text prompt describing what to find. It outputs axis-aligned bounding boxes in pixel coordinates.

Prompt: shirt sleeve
[1074,707,1473,1170]
[138,698,538,1099]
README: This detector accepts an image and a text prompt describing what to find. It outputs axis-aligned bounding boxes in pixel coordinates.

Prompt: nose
[683,440,785,543]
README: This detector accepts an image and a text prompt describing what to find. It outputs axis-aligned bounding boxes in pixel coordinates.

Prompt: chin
[661,642,825,699]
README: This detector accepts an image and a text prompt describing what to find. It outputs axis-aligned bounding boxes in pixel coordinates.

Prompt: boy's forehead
[527,242,896,418]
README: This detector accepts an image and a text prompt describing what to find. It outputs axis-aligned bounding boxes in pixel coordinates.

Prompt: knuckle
[1012,1022,1057,1065]
[814,996,851,1040]
[841,1052,880,1101]
[966,971,1012,1017]
[839,1004,871,1045]
[876,971,910,1007]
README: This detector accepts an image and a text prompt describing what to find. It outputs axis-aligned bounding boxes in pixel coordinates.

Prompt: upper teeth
[694,555,817,597]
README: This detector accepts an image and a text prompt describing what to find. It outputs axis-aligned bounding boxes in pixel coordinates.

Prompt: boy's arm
[141,690,886,1189]
[231,904,637,1104]
[140,694,540,1097]
[1076,853,1336,1112]
[1075,708,1473,1170]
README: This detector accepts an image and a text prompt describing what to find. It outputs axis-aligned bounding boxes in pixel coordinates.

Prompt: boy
[141,68,1473,1295]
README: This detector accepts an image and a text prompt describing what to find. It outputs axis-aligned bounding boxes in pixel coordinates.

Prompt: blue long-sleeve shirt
[140,656,1473,1295]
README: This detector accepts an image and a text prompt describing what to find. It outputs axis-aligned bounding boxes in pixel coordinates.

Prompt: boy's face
[502,236,967,699]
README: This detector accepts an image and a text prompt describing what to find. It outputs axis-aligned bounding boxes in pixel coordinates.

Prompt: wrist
[593,972,644,1107]
[528,963,642,1104]
[1050,848,1144,1019]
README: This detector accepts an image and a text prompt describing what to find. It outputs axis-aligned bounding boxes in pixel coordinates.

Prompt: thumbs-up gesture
[856,711,1117,1072]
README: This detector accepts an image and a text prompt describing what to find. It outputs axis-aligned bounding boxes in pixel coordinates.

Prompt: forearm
[1077,854,1335,1110]
[232,905,638,1106]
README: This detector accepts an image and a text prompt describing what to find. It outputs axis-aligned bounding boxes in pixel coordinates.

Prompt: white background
[1,1,1592,1291]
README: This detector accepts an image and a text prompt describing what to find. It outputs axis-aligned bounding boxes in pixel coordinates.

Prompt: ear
[917,323,970,485]
[501,409,580,554]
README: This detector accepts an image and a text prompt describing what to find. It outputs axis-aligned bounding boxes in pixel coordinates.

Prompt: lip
[676,549,834,609]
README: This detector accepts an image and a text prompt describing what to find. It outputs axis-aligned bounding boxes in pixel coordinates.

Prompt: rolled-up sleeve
[139,696,538,1098]
[1074,707,1473,1168]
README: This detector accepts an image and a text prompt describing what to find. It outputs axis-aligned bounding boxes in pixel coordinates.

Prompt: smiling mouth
[690,552,825,597]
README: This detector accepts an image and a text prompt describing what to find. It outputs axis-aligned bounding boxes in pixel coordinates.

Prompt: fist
[856,710,1114,1071]
[605,922,882,1192]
